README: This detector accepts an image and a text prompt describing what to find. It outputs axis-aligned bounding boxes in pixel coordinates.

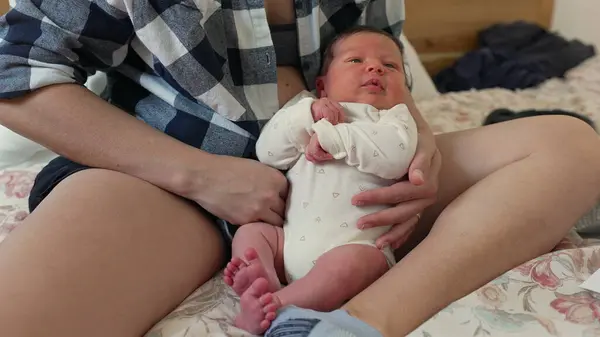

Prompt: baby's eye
[349,58,362,63]
[384,63,398,69]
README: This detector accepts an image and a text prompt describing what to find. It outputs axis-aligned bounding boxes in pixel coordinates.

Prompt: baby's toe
[259,293,274,305]
[265,311,277,321]
[263,303,279,313]
[260,319,273,331]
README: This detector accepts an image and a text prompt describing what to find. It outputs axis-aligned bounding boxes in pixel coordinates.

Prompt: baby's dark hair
[319,26,411,89]
[320,26,405,75]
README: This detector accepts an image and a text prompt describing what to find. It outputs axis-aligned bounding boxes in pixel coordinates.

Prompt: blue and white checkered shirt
[0,0,405,158]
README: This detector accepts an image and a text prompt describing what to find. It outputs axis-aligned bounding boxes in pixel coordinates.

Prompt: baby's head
[317,26,408,110]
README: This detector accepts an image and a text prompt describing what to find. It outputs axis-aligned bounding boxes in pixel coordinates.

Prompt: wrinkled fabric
[434,21,596,92]
[483,108,596,131]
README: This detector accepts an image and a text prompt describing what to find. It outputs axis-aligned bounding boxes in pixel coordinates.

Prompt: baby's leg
[223,222,285,295]
[275,244,389,312]
[224,223,286,334]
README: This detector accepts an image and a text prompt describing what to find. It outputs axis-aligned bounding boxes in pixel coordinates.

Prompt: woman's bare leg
[0,169,225,337]
[343,116,600,336]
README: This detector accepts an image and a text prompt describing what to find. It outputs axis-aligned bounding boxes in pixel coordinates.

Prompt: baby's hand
[305,133,333,163]
[311,98,345,125]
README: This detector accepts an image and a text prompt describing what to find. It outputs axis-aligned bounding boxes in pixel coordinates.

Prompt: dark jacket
[434,21,596,93]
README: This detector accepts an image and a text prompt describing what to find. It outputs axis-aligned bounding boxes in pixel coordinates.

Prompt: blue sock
[265,306,383,337]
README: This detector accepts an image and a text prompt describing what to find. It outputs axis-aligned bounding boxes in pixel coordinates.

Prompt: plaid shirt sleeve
[360,0,405,37]
[0,0,134,99]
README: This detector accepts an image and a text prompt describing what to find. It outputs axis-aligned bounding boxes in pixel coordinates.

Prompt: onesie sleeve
[255,97,316,170]
[311,104,418,180]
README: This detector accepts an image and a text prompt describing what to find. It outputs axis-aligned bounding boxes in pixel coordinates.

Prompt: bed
[2,1,600,336]
[0,55,599,337]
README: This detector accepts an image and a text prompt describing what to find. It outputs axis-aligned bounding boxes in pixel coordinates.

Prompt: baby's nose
[367,63,384,74]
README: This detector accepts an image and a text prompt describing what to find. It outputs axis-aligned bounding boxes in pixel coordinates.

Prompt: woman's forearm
[0,84,213,197]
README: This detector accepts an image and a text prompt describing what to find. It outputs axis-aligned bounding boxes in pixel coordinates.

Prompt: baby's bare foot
[223,256,248,293]
[224,248,281,296]
[235,278,281,334]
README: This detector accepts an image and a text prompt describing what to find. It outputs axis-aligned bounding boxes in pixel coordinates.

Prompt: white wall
[552,0,600,49]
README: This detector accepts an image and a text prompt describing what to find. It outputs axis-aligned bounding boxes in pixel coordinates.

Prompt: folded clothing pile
[434,21,597,93]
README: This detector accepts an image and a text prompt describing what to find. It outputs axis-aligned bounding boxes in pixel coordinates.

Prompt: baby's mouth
[362,78,384,91]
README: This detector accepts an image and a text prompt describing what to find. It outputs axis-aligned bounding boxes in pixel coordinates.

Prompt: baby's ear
[315,76,326,98]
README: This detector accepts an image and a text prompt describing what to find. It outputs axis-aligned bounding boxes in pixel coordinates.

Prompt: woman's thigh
[0,169,225,337]
[400,115,600,252]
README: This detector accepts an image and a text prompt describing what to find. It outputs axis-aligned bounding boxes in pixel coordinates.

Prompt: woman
[0,1,598,336]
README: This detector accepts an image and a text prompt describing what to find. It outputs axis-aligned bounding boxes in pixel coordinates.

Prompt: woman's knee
[522,116,600,198]
[526,115,599,155]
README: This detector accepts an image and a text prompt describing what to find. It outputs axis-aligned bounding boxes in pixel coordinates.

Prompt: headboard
[403,0,555,75]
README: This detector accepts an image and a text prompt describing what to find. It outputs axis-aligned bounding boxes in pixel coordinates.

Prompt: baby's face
[317,32,407,110]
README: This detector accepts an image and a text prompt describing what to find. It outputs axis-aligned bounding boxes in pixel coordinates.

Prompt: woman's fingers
[352,181,417,206]
[357,199,430,229]
[270,195,286,218]
[261,209,285,227]
[408,150,432,186]
[375,215,419,250]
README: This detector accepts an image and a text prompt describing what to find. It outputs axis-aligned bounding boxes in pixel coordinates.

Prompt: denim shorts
[29,156,238,258]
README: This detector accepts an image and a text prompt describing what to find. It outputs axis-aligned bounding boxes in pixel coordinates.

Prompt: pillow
[399,34,440,101]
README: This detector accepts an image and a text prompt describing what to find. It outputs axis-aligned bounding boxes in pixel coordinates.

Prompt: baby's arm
[255,97,316,170]
[311,104,418,180]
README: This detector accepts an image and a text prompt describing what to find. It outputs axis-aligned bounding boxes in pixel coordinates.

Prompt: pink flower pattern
[516,255,563,290]
[0,170,37,199]
[0,170,36,241]
[551,292,600,324]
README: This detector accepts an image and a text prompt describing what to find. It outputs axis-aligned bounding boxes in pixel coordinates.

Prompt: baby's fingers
[333,101,346,122]
[375,216,418,250]
[314,148,333,161]
[323,100,342,124]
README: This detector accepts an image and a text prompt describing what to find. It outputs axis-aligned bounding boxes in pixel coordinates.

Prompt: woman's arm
[0,1,288,226]
[0,84,212,198]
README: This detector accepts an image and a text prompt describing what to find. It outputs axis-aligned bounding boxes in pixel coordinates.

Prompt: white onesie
[255,92,418,282]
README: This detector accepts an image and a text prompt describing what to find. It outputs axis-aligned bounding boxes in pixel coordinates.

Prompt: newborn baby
[223,26,418,334]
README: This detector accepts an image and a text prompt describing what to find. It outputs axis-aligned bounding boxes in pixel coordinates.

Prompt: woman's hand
[189,155,289,227]
[352,131,442,250]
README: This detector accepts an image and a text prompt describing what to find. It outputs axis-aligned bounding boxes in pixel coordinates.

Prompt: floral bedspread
[410,240,600,337]
[2,56,600,337]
